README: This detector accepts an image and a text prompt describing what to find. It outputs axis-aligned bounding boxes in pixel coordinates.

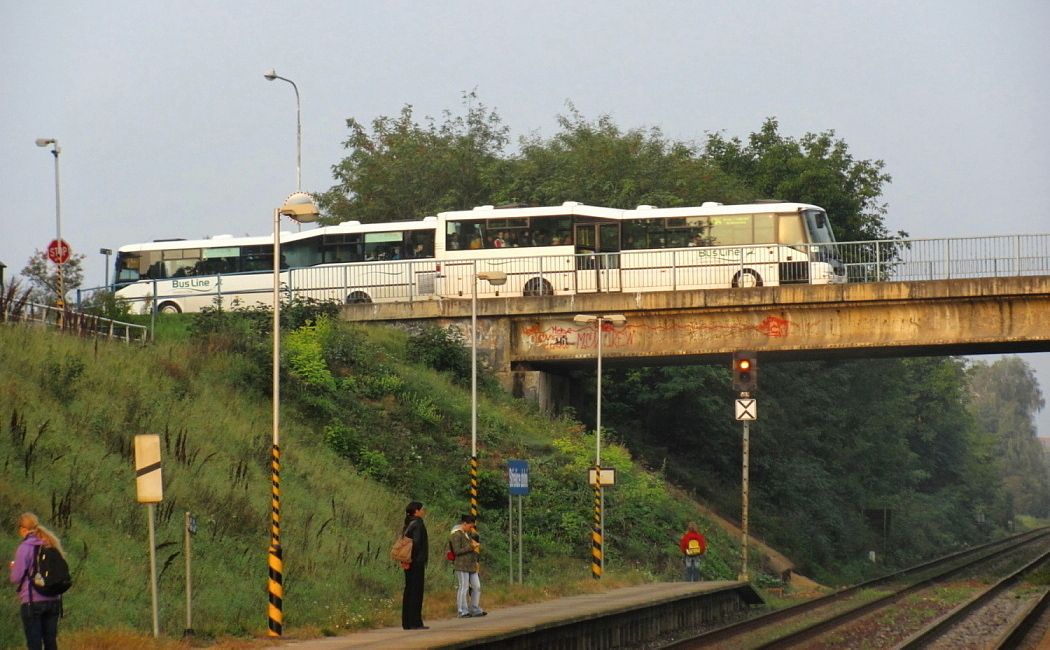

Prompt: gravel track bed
[925,589,1040,649]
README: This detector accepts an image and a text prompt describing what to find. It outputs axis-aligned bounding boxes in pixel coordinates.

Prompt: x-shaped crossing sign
[735,399,757,421]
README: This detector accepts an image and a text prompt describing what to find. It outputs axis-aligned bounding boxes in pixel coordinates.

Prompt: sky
[2,1,1048,431]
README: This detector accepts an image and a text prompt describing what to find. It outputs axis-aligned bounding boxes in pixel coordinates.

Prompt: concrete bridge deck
[283,581,760,649]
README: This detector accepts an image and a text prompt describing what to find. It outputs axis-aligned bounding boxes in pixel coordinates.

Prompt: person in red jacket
[678,522,706,582]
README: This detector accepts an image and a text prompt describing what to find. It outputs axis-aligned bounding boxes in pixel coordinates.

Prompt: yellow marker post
[469,455,479,518]
[267,444,283,636]
[592,470,602,580]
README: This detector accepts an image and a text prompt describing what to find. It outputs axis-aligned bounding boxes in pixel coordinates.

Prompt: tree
[968,357,1049,517]
[705,118,897,241]
[317,92,509,225]
[20,249,85,306]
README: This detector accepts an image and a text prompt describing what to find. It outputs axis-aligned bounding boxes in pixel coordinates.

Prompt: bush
[407,325,471,384]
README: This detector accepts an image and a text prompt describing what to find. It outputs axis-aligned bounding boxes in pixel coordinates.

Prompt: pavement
[281,580,741,649]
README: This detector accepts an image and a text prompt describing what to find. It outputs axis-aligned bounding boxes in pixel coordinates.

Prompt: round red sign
[47,239,71,265]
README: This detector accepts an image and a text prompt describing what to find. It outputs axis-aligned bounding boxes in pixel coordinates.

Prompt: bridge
[340,232,1050,410]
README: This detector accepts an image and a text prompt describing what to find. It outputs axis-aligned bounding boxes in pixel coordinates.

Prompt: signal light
[732,351,758,393]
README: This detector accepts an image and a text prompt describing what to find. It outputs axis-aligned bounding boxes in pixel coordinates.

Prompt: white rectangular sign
[735,399,757,421]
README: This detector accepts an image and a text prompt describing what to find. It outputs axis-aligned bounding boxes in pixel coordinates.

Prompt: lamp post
[264,69,302,192]
[574,313,626,579]
[100,248,112,288]
[268,191,319,638]
[469,268,507,518]
[35,138,63,308]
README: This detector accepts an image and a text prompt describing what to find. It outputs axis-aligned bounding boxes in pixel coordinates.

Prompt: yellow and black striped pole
[592,470,602,579]
[267,443,283,636]
[469,454,479,518]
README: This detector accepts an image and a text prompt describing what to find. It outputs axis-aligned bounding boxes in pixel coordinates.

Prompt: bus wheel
[523,278,554,297]
[732,269,763,288]
[346,291,372,304]
[158,302,182,314]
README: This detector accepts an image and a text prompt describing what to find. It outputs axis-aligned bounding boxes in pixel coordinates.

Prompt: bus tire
[158,301,182,314]
[523,278,554,297]
[346,291,372,304]
[731,269,763,288]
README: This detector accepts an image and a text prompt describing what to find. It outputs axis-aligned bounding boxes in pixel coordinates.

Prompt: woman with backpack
[399,501,429,630]
[9,512,64,650]
[678,522,707,582]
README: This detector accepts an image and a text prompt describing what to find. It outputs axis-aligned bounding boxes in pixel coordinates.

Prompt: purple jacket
[9,534,60,604]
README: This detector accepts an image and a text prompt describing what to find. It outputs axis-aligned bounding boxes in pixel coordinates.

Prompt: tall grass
[0,318,743,647]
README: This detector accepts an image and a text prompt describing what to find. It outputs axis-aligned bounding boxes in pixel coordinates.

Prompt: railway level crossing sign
[735,398,757,421]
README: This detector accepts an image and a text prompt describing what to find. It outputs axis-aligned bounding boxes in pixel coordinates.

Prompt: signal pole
[731,351,758,581]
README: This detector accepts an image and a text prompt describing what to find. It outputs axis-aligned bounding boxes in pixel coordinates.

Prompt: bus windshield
[803,210,836,244]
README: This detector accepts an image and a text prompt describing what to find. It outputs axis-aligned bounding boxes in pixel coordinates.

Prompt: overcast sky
[2,1,1047,431]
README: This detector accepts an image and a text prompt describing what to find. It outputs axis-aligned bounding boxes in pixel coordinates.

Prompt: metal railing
[2,301,148,344]
[82,233,1050,312]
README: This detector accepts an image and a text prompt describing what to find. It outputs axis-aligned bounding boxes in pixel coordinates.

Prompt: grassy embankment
[0,316,754,648]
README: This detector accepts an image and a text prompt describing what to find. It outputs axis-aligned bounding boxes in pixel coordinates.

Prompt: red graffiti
[755,316,791,338]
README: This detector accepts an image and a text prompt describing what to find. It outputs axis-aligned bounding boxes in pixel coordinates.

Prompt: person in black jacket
[400,501,429,630]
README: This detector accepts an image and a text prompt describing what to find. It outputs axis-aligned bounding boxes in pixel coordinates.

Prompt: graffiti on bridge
[521,315,794,352]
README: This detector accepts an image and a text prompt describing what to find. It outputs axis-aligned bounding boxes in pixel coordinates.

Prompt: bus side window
[778,214,806,244]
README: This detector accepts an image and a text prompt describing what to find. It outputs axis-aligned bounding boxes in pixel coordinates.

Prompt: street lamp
[574,313,626,579]
[469,268,507,518]
[35,138,63,308]
[264,69,302,192]
[100,248,113,288]
[268,191,319,638]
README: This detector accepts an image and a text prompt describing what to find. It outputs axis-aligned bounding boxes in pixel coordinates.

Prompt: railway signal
[731,351,758,393]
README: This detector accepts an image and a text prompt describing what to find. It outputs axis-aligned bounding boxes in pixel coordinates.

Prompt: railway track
[659,527,1050,649]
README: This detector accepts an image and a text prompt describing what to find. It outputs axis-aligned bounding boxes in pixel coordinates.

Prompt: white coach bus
[433,200,845,298]
[113,219,438,313]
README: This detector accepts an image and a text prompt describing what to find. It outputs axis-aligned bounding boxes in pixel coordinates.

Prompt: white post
[184,511,193,635]
[508,491,513,584]
[740,419,750,581]
[596,317,604,575]
[148,503,159,638]
[518,495,523,583]
[470,262,479,518]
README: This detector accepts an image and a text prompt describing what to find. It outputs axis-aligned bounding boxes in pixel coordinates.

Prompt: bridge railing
[85,232,1050,313]
[836,233,1050,283]
[2,301,148,343]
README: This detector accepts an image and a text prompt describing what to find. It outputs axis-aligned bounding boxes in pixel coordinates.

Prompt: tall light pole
[574,313,626,579]
[35,138,63,308]
[268,191,319,638]
[100,248,113,288]
[264,69,302,192]
[470,268,507,518]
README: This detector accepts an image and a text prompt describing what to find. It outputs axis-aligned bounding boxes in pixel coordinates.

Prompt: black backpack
[31,545,72,597]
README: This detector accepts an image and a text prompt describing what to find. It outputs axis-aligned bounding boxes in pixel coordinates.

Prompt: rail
[2,301,147,344]
[83,232,1050,313]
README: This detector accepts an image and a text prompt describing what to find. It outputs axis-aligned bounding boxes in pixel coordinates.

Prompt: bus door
[574,222,621,293]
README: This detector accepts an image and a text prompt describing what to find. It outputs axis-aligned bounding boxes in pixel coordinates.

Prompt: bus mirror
[816,213,827,228]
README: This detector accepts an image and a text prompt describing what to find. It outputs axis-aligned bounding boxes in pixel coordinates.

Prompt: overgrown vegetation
[0,307,736,646]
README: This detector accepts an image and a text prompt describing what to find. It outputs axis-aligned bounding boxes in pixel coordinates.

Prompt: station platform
[283,580,762,649]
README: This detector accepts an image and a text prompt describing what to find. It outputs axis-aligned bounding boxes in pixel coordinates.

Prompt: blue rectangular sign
[508,459,529,496]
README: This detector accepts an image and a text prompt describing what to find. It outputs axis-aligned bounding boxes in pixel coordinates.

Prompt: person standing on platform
[678,522,707,582]
[400,501,429,630]
[450,514,487,618]
[9,512,64,650]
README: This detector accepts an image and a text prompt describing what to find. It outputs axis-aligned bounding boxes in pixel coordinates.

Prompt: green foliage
[78,289,131,320]
[20,248,86,305]
[968,356,1049,517]
[318,91,510,224]
[407,325,471,385]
